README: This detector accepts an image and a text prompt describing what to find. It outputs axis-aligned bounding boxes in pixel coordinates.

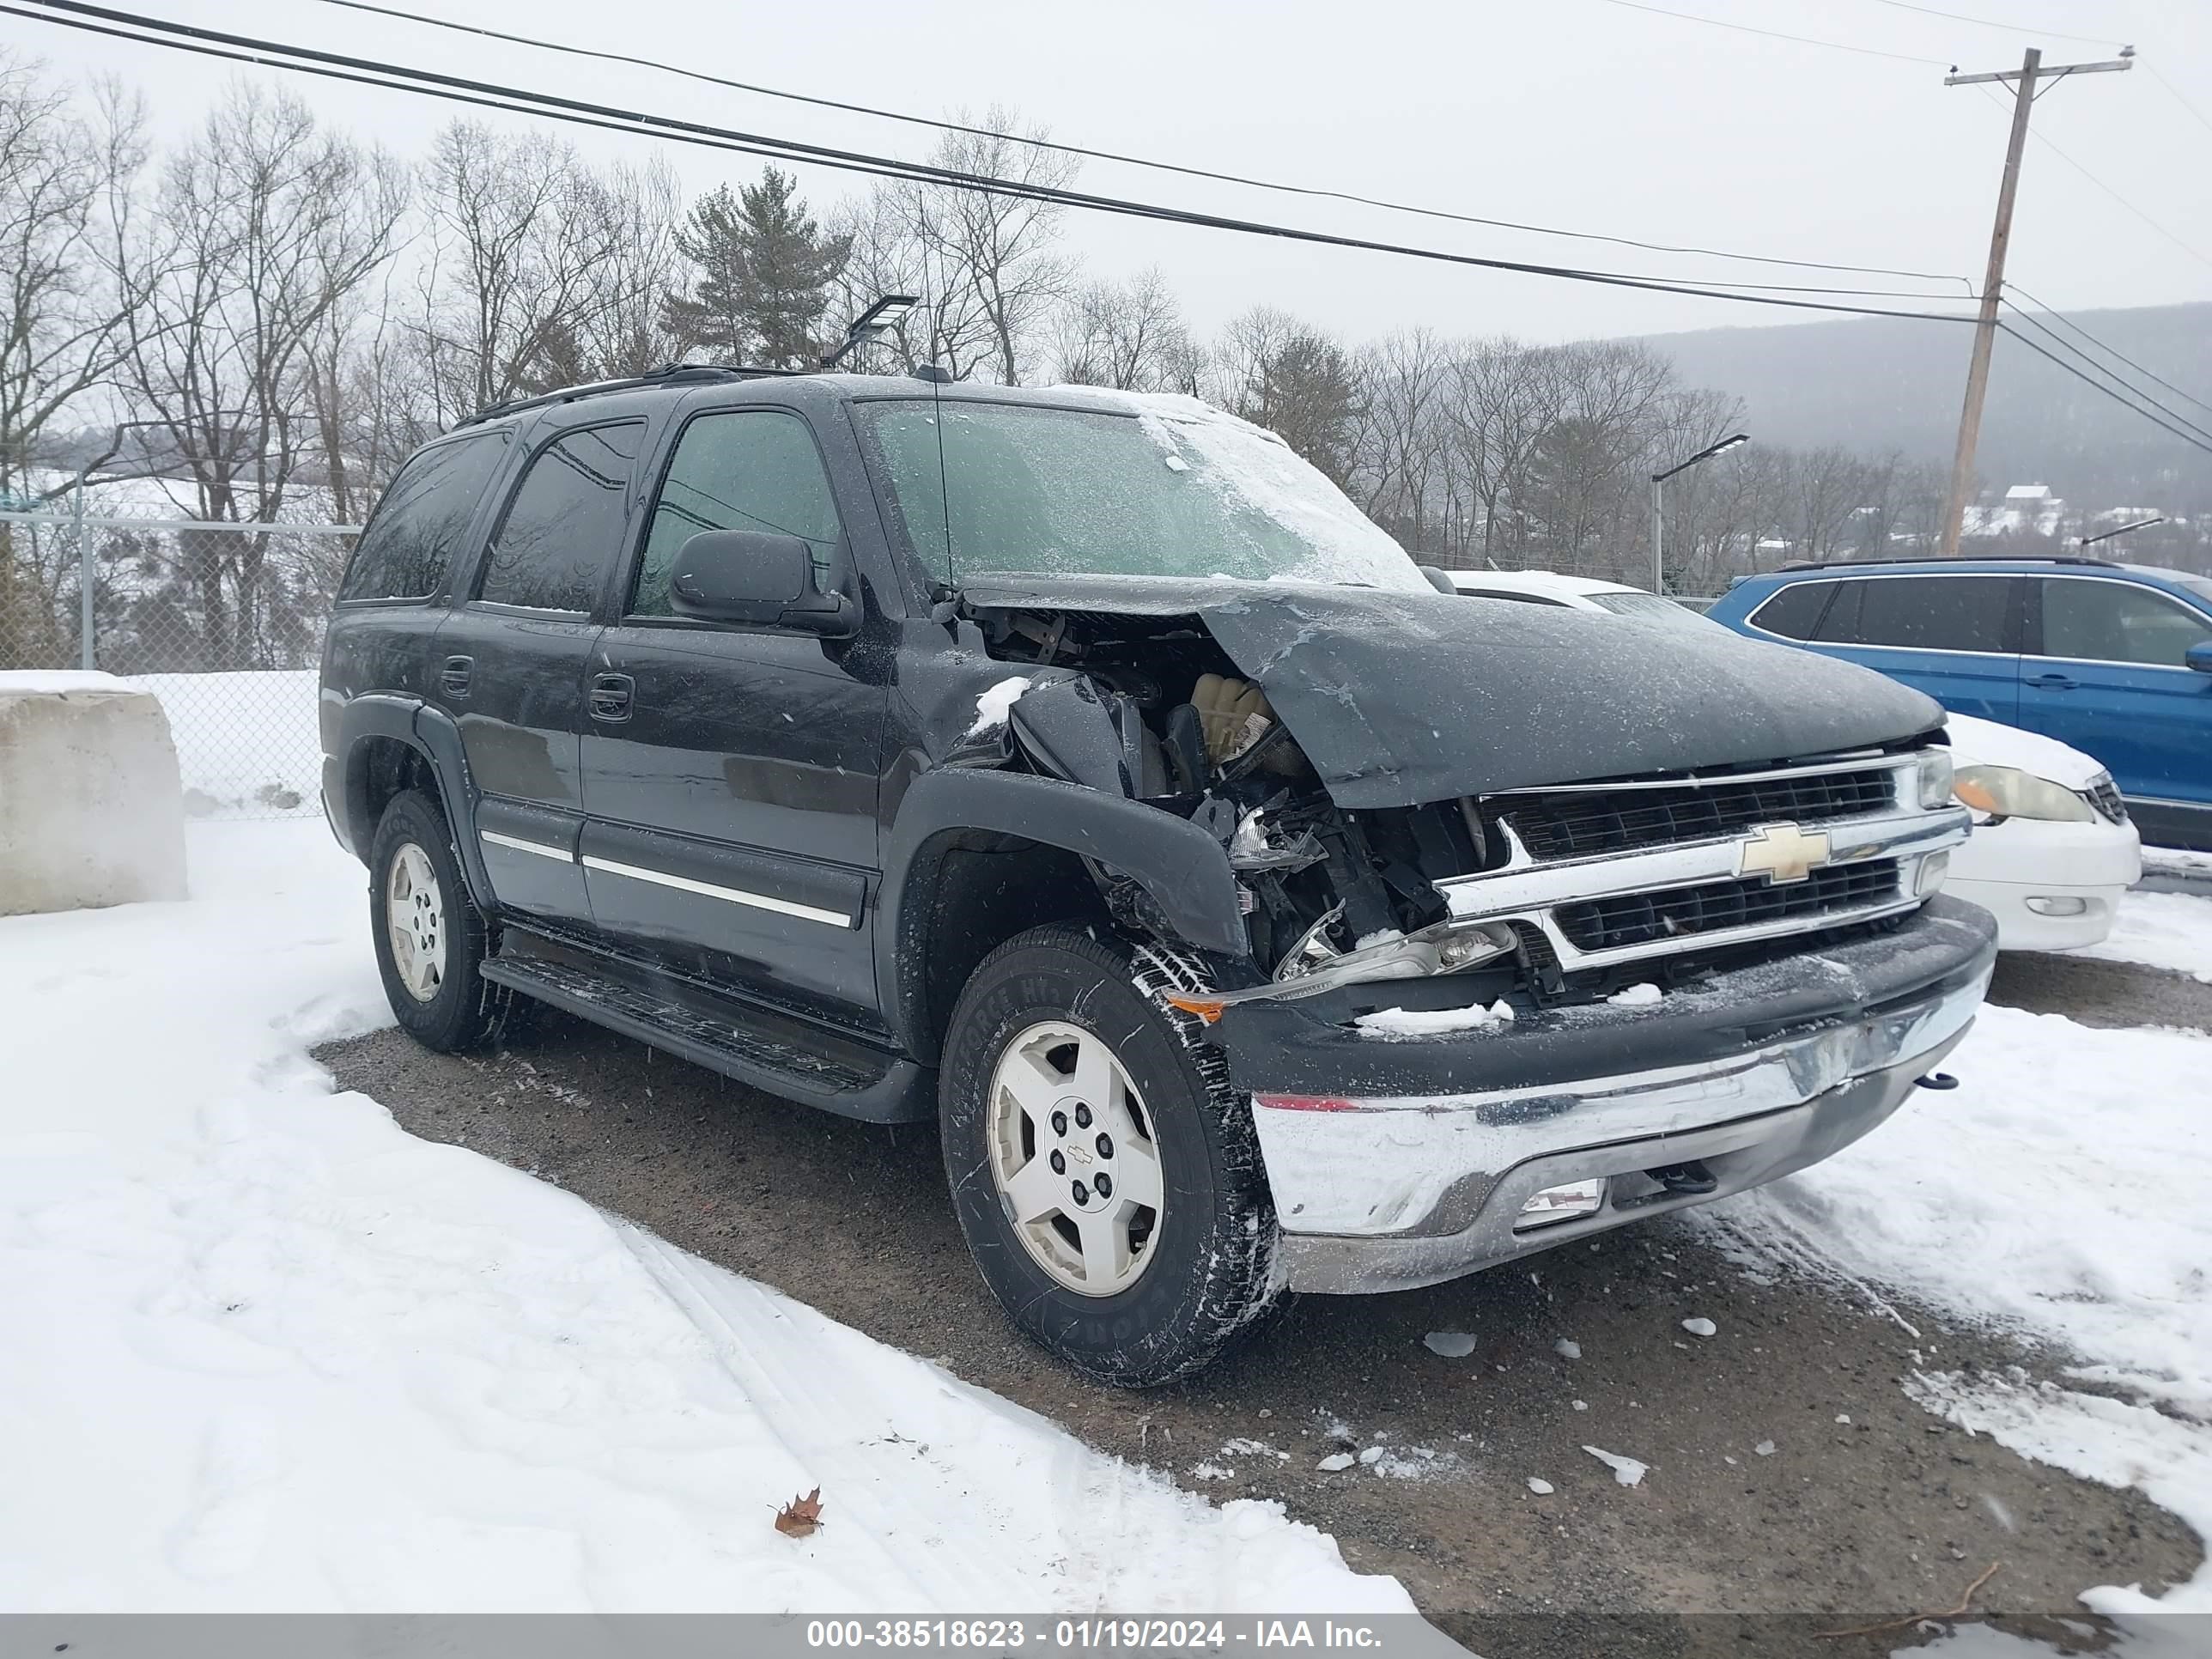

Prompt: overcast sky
[12,0,2209,348]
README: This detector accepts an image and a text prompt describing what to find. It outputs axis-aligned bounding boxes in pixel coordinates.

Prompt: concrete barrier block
[0,672,188,916]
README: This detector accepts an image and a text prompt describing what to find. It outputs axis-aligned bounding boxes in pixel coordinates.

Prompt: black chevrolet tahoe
[320,366,1996,1384]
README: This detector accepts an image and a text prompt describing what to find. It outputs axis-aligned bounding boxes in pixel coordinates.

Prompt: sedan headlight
[1916,747,1955,809]
[1953,763,2096,823]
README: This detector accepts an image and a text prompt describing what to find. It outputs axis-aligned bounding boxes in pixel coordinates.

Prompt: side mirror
[2186,641,2212,676]
[1416,564,1458,596]
[670,530,858,637]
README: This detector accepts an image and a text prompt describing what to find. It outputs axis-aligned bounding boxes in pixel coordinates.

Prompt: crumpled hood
[959,572,1947,808]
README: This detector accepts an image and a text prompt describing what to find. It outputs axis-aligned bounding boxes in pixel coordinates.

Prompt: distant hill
[1634,302,2212,514]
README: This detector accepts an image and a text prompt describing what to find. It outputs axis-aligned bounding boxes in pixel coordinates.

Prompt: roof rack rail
[1772,552,2120,573]
[455,362,805,428]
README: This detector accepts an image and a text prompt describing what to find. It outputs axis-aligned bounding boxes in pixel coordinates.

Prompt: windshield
[854,397,1425,591]
[1591,591,1722,629]
[2177,576,2212,613]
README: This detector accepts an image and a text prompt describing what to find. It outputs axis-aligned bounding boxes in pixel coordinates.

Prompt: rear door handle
[2027,672,2078,690]
[588,672,635,723]
[440,655,473,699]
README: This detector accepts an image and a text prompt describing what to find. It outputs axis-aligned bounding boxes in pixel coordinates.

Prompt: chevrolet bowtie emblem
[1736,822,1832,884]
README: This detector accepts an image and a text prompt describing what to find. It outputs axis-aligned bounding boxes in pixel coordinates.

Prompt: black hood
[958,573,1947,808]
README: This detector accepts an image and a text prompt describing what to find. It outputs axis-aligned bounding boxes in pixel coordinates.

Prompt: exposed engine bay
[954,580,1963,1018]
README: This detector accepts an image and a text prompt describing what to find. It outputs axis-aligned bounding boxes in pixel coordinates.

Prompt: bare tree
[112,82,405,663]
[841,110,1078,385]
[413,121,645,419]
[1052,268,1196,392]
[824,185,989,380]
[0,60,146,666]
[0,60,143,499]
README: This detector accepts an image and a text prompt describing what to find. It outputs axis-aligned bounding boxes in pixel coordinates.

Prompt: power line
[2003,282,2212,420]
[304,0,1975,293]
[1972,82,2212,272]
[4,0,1990,324]
[2147,63,2212,138]
[19,1,2212,460]
[1855,0,2123,49]
[2000,307,2212,448]
[1581,0,1949,65]
[1994,318,2212,456]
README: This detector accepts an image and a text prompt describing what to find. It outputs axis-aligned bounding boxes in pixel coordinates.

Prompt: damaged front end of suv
[932,559,1989,1297]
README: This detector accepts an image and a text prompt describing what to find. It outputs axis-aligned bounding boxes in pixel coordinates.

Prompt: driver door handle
[588,672,635,723]
[2027,672,2078,690]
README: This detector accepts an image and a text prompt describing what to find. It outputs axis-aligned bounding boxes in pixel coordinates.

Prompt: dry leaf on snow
[775,1487,824,1538]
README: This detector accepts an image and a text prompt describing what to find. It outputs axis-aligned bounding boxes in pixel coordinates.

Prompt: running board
[477,955,933,1123]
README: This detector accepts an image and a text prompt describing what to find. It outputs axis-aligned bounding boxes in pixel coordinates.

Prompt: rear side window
[337,433,506,602]
[1747,580,1831,640]
[1818,575,2014,653]
[477,422,645,613]
[633,410,842,617]
[2041,579,2212,667]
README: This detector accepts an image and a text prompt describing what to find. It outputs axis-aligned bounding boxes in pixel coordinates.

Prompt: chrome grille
[1498,767,1896,860]
[2083,778,2128,824]
[1433,751,1968,975]
[1553,860,1903,954]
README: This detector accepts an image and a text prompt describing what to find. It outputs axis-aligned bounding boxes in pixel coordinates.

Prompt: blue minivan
[1707,556,2212,850]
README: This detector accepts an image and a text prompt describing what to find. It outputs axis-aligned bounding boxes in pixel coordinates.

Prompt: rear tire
[368,789,509,1053]
[939,924,1281,1387]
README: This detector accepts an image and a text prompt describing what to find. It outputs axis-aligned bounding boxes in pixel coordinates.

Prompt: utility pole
[1938,46,2134,556]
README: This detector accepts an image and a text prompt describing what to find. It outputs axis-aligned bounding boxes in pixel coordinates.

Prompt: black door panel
[428,609,597,924]
[580,405,886,1021]
[582,627,884,1015]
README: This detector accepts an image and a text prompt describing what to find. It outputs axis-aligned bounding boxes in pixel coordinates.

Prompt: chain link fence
[0,505,360,818]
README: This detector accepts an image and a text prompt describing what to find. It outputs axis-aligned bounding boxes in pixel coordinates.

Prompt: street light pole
[1650,433,1750,594]
[2081,514,2164,551]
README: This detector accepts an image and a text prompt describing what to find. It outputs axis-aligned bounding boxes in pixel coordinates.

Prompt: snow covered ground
[1711,997,2212,1620]
[2082,888,2212,984]
[0,821,1409,1614]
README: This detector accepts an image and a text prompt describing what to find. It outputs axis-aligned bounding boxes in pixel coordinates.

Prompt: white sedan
[1443,569,2141,951]
[1940,713,2140,951]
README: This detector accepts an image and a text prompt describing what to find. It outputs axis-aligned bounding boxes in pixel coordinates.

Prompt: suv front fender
[878,768,1249,1053]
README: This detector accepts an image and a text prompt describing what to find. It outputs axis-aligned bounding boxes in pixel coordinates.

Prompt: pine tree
[663,169,850,368]
[662,185,750,360]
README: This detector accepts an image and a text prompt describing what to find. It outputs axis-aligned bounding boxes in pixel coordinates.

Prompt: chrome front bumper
[1258,949,1992,1295]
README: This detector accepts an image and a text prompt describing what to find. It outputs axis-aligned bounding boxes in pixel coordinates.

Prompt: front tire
[939,925,1281,1387]
[368,789,505,1053]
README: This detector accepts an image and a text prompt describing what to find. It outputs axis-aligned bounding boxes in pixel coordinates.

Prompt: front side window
[477,422,644,613]
[854,398,1424,591]
[338,432,506,602]
[633,410,842,617]
[1819,575,2013,653]
[2042,579,2212,667]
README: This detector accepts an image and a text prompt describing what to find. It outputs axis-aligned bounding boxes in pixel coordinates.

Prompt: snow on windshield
[1106,391,1427,593]
[862,388,1425,593]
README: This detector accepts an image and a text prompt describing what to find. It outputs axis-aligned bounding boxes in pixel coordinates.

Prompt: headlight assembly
[1916,747,1955,810]
[1952,763,2096,823]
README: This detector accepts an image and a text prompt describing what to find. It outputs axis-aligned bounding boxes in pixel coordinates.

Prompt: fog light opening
[2024,896,2088,917]
[1515,1177,1607,1231]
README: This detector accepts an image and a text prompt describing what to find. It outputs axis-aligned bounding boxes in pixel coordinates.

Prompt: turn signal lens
[1162,994,1225,1024]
